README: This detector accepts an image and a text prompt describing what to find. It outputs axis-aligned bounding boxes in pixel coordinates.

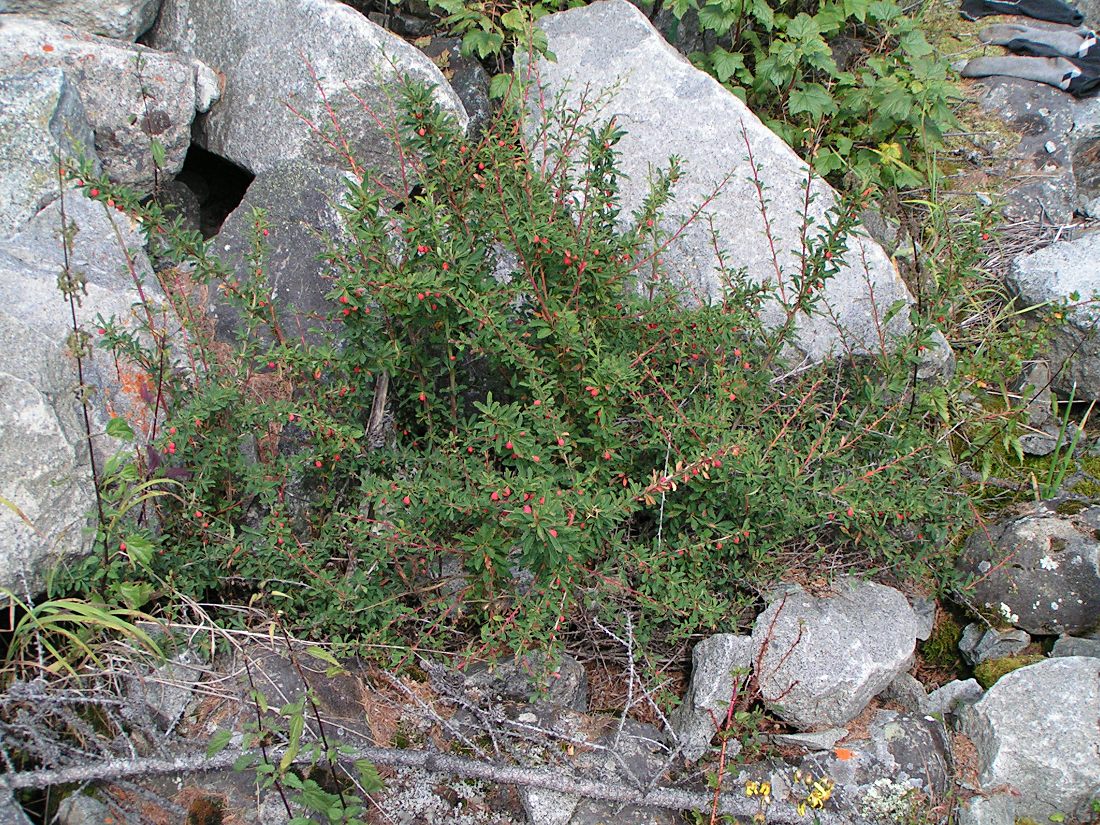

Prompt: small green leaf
[500,7,527,30]
[710,48,746,84]
[106,417,135,441]
[356,760,384,793]
[116,581,155,610]
[122,535,155,568]
[207,729,233,757]
[1049,814,1065,823]
[150,139,167,169]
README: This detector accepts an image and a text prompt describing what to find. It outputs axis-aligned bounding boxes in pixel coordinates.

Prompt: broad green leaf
[787,83,837,120]
[500,8,527,30]
[698,1,738,32]
[106,416,135,441]
[116,581,155,610]
[784,13,819,42]
[122,534,155,568]
[711,48,746,83]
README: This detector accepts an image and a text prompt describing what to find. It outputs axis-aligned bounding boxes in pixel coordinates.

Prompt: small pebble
[1045,140,1057,154]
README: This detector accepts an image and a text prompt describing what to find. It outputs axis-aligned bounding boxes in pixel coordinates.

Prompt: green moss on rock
[974,654,1045,688]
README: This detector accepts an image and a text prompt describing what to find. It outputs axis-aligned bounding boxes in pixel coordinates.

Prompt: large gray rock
[528,0,951,375]
[0,67,98,236]
[958,504,1100,636]
[750,579,921,728]
[208,162,350,343]
[670,633,752,762]
[2,0,162,40]
[0,17,218,190]
[1008,232,1100,400]
[149,0,467,179]
[0,192,168,595]
[799,711,951,820]
[960,656,1100,822]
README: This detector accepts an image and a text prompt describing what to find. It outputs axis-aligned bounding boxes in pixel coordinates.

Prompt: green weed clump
[57,81,968,661]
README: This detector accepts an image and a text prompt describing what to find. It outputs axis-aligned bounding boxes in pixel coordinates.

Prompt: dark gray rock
[974,76,1079,223]
[923,678,983,718]
[0,16,218,190]
[1007,231,1100,400]
[463,652,588,712]
[0,67,98,236]
[750,579,920,729]
[4,0,162,40]
[670,633,752,762]
[149,0,467,181]
[418,37,492,138]
[881,672,927,712]
[0,789,34,824]
[56,792,111,825]
[956,793,1016,825]
[770,728,848,751]
[958,623,1031,666]
[527,0,952,377]
[125,649,204,732]
[958,504,1100,635]
[1052,634,1100,657]
[567,720,676,825]
[909,595,936,642]
[960,656,1100,821]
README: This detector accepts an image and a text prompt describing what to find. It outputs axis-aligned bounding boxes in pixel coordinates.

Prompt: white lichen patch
[859,777,919,824]
[999,602,1020,624]
[1040,554,1059,571]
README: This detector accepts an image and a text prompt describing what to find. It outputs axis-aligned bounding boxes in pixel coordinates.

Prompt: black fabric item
[961,54,1100,96]
[1065,58,1100,93]
[961,0,1084,25]
[1003,36,1100,68]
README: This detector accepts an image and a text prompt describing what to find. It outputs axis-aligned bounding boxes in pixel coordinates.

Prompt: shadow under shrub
[60,79,969,662]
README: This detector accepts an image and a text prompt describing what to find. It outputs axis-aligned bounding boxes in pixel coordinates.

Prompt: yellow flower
[797,802,807,817]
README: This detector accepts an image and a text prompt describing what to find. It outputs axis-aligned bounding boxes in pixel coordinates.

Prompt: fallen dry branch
[0,741,844,824]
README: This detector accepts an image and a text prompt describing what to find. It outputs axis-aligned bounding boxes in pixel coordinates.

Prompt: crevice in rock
[173,143,254,239]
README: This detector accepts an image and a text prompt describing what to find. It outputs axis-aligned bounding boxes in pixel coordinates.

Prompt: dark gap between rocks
[173,142,254,239]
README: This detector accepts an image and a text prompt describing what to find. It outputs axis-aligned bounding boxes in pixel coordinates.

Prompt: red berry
[402,495,411,505]
[89,188,99,197]
[548,528,558,538]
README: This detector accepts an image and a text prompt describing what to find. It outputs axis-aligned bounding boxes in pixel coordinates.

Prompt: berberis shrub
[63,81,966,659]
